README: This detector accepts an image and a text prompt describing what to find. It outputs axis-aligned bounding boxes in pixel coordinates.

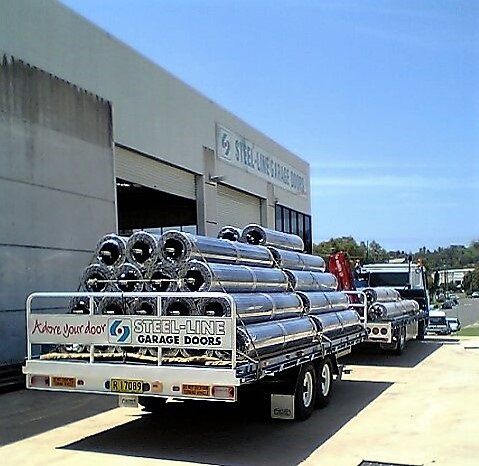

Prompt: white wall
[0,0,310,215]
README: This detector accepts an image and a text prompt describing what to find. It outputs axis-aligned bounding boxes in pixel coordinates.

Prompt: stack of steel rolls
[362,286,420,321]
[69,224,364,362]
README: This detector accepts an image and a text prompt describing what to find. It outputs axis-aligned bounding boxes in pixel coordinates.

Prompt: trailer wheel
[294,363,317,421]
[315,358,333,408]
[394,327,406,355]
[139,396,167,414]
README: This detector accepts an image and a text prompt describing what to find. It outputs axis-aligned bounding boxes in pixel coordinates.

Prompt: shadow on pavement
[343,338,453,368]
[62,379,391,466]
[0,390,116,447]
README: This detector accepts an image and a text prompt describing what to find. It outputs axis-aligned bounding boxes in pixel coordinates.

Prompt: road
[443,296,479,327]
[1,336,479,466]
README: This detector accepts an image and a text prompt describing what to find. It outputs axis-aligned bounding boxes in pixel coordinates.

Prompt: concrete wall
[0,55,116,365]
[0,0,311,218]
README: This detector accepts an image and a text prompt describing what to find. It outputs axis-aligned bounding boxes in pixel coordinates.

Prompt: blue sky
[61,0,478,251]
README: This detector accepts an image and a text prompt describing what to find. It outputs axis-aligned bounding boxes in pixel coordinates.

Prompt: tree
[463,267,479,295]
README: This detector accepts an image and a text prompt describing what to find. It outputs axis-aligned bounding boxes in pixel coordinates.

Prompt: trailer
[358,262,430,354]
[23,290,367,421]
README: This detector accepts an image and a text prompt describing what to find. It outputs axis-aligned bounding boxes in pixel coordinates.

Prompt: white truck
[357,262,430,354]
[23,290,367,421]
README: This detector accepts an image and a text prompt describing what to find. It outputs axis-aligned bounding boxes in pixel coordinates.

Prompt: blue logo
[221,132,230,158]
[108,319,131,344]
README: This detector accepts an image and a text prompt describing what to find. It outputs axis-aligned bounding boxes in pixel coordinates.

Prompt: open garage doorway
[116,179,197,235]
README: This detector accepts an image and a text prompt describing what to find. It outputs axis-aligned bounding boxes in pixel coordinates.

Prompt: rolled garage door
[115,146,196,200]
[216,184,261,229]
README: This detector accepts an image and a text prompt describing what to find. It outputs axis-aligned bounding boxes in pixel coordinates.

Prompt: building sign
[216,124,307,195]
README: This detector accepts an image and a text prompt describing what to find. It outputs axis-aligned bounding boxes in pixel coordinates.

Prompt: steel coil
[325,291,350,311]
[269,247,325,272]
[145,262,178,292]
[97,297,128,315]
[128,297,158,315]
[197,292,303,323]
[285,270,338,291]
[159,231,273,267]
[81,264,112,293]
[180,260,289,293]
[68,297,90,314]
[126,231,160,269]
[217,226,242,242]
[163,297,199,316]
[363,287,401,305]
[95,234,128,268]
[237,317,316,357]
[241,224,304,251]
[369,300,419,321]
[298,291,331,314]
[115,263,143,292]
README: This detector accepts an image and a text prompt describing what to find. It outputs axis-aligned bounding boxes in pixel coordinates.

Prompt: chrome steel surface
[285,270,338,291]
[197,292,303,323]
[309,313,342,336]
[163,297,199,316]
[362,287,401,305]
[369,299,419,321]
[68,296,90,314]
[126,231,160,269]
[298,291,331,314]
[80,264,113,293]
[128,297,157,315]
[95,234,128,268]
[237,316,316,357]
[97,297,128,315]
[269,247,326,272]
[159,231,273,267]
[325,291,351,311]
[115,263,143,292]
[180,260,289,293]
[217,226,242,242]
[145,262,179,292]
[241,224,304,251]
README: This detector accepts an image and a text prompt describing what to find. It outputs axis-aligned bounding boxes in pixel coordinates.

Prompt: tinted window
[369,272,409,287]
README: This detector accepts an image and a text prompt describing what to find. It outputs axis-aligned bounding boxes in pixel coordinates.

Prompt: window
[275,204,312,253]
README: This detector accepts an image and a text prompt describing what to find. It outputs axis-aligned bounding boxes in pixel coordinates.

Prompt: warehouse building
[0,0,311,368]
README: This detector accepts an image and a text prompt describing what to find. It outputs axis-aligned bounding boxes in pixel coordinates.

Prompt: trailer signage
[28,315,233,350]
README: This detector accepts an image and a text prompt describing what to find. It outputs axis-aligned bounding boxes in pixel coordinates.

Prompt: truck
[356,261,430,354]
[23,290,367,422]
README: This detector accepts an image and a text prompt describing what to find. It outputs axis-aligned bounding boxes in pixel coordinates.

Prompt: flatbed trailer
[23,290,367,421]
[365,310,428,354]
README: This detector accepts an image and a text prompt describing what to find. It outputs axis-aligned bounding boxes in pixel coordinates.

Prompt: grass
[458,325,479,337]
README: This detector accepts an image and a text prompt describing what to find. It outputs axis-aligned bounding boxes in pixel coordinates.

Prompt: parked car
[442,300,453,309]
[471,291,479,298]
[427,310,452,335]
[446,317,461,333]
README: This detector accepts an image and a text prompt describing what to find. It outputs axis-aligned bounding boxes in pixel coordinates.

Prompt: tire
[294,363,317,421]
[315,358,334,408]
[139,396,167,413]
[394,327,406,355]
[416,320,426,340]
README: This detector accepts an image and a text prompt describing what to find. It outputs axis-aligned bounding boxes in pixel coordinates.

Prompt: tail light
[212,385,235,400]
[30,375,50,387]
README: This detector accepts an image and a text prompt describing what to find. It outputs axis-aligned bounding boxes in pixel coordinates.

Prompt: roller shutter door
[216,184,261,228]
[115,146,196,199]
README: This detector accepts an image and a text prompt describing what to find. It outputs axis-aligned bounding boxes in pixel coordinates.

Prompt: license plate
[182,384,210,396]
[110,378,144,394]
[51,376,76,388]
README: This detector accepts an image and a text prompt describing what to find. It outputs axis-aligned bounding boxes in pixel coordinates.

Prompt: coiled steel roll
[68,297,90,314]
[97,297,128,315]
[180,260,289,293]
[310,310,361,336]
[369,300,419,321]
[325,291,350,311]
[269,247,326,272]
[145,262,178,292]
[115,263,143,292]
[159,231,273,267]
[81,264,112,293]
[126,231,160,269]
[197,292,303,323]
[363,287,401,305]
[241,224,304,251]
[237,317,316,357]
[95,234,128,268]
[285,270,338,291]
[163,297,199,316]
[128,297,157,315]
[217,226,242,242]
